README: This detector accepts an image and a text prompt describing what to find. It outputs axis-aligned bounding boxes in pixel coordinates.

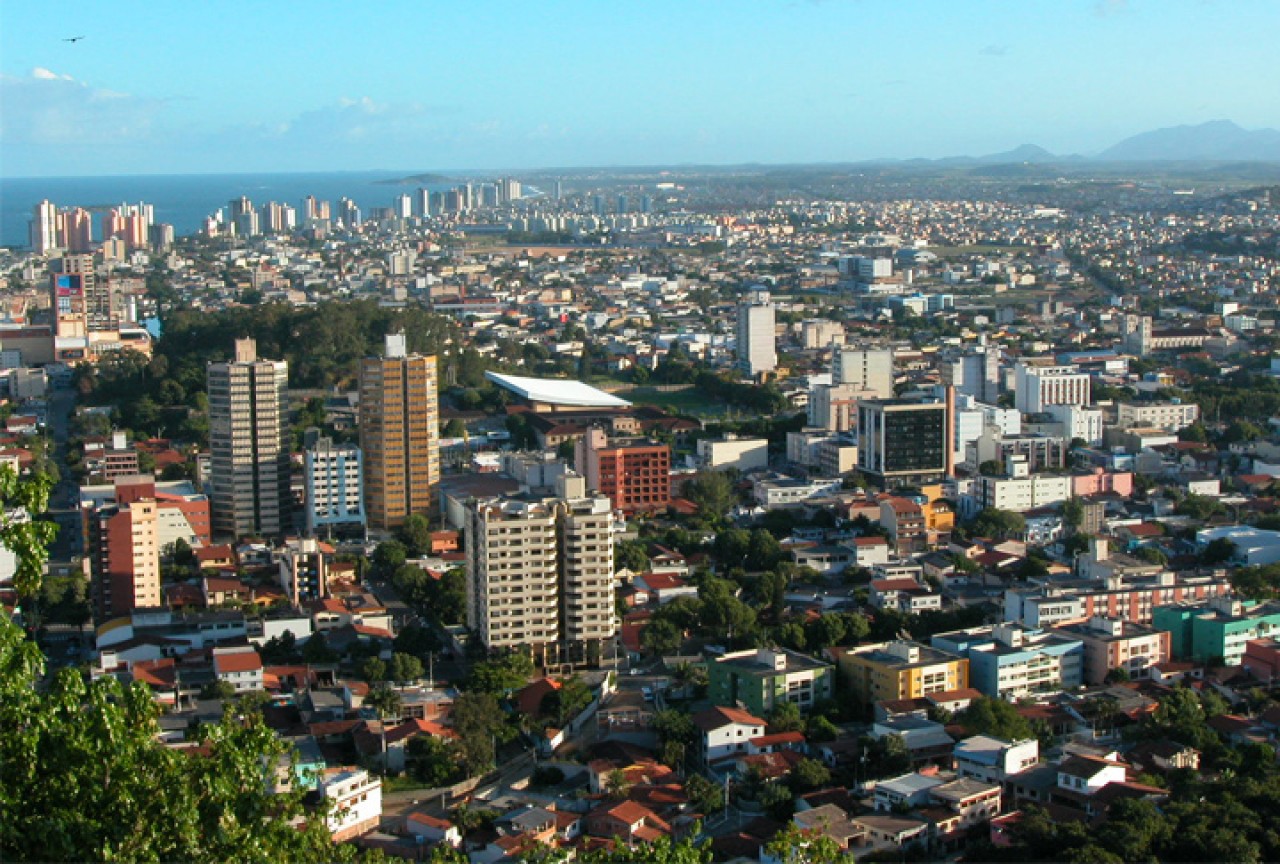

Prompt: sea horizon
[0,169,480,249]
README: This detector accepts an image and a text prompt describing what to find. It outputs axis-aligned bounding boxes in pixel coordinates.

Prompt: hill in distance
[1096,120,1280,162]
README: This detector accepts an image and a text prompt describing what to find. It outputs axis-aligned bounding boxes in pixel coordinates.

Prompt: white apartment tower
[207,338,290,539]
[465,479,617,666]
[30,200,60,255]
[304,436,366,536]
[736,290,777,376]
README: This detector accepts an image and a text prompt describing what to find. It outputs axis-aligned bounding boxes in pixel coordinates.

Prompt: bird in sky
[63,35,85,43]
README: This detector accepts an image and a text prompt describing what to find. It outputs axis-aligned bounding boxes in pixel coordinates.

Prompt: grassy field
[616,386,733,417]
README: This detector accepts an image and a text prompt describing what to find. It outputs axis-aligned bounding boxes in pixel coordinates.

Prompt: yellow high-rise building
[359,333,439,532]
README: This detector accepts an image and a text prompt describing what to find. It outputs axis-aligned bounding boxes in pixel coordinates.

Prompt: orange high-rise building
[359,333,439,532]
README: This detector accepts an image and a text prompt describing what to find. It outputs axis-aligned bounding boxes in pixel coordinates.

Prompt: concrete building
[736,289,776,376]
[86,483,161,620]
[697,436,768,472]
[707,647,834,716]
[835,641,969,708]
[278,537,331,606]
[1014,362,1090,414]
[359,333,440,532]
[1153,597,1280,666]
[691,706,767,768]
[304,436,366,536]
[858,396,951,488]
[832,347,894,398]
[1116,401,1200,432]
[577,427,670,514]
[1052,616,1171,684]
[932,624,1083,700]
[319,768,382,842]
[207,339,289,538]
[465,481,617,665]
[954,735,1039,783]
[975,455,1072,513]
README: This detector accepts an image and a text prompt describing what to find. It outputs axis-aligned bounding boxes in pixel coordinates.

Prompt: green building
[707,646,833,716]
[1153,597,1280,666]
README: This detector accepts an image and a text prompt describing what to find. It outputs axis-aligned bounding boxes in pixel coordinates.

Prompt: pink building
[1071,469,1133,498]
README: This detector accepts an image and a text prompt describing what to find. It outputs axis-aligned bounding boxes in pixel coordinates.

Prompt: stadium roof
[485,371,632,408]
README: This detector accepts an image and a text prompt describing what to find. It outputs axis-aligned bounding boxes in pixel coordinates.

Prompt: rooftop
[486,371,631,408]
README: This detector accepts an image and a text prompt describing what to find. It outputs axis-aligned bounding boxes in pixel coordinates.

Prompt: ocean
[0,170,455,249]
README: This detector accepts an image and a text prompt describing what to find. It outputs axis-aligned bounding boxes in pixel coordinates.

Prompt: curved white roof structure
[485,371,632,408]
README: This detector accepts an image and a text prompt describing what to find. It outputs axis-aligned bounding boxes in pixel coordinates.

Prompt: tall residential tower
[207,339,290,538]
[359,333,439,532]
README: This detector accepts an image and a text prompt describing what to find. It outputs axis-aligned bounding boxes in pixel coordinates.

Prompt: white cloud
[0,67,162,146]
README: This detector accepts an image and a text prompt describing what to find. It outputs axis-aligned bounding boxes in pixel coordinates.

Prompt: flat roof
[485,371,631,408]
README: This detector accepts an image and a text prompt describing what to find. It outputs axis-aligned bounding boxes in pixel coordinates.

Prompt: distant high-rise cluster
[28,199,172,255]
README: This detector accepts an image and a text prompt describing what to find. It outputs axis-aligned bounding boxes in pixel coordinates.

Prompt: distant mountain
[976,143,1062,164]
[1097,120,1280,162]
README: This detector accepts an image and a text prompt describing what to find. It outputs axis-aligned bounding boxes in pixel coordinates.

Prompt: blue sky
[2,0,1278,177]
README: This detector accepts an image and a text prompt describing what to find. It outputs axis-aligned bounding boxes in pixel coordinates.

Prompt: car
[642,686,654,702]
[629,668,641,676]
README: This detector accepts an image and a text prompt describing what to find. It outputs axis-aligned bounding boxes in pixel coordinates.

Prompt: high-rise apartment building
[54,253,115,332]
[832,347,894,397]
[858,395,952,488]
[60,208,94,252]
[465,478,617,665]
[304,436,366,536]
[84,476,162,619]
[207,339,290,539]
[736,290,777,376]
[29,200,60,254]
[359,333,439,532]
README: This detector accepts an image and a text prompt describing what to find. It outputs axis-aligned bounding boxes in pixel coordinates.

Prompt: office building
[465,480,617,665]
[736,290,776,376]
[857,395,952,488]
[707,647,834,716]
[832,347,894,397]
[576,427,670,513]
[359,333,440,532]
[932,624,1083,700]
[835,641,970,708]
[304,436,366,536]
[207,339,290,538]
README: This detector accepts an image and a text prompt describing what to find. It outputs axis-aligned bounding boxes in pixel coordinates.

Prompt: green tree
[398,513,432,557]
[615,539,650,573]
[467,652,535,694]
[765,823,857,864]
[389,652,425,683]
[684,773,724,815]
[371,540,408,579]
[970,507,1027,540]
[0,468,354,863]
[791,757,832,792]
[642,618,683,656]
[957,697,1035,740]
[406,736,463,787]
[451,691,508,775]
[768,701,804,734]
[361,656,387,682]
[682,470,736,522]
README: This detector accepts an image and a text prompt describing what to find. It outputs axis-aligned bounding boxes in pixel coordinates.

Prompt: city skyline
[3,0,1279,177]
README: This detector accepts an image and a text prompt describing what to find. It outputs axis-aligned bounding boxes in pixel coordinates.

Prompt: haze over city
[3,0,1280,177]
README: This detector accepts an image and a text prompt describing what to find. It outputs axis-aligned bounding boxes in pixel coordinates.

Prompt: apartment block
[736,289,776,376]
[359,333,440,532]
[207,338,289,538]
[707,647,834,716]
[932,624,1083,700]
[465,479,617,666]
[1153,597,1280,666]
[858,397,951,488]
[304,436,366,535]
[835,641,969,708]
[1052,616,1171,684]
[1014,362,1090,414]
